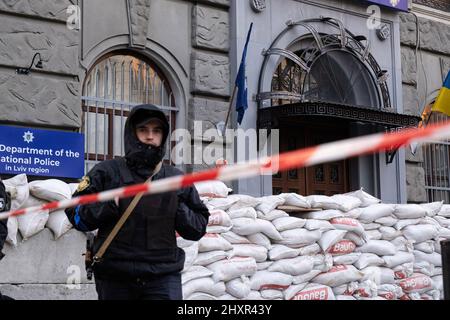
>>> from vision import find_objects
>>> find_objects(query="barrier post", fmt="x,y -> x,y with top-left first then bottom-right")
441,239 -> 450,300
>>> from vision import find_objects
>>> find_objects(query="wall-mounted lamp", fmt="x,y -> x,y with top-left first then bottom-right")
16,53 -> 43,75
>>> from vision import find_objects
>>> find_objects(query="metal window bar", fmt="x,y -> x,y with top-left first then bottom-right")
423,112 -> 450,202
82,55 -> 178,174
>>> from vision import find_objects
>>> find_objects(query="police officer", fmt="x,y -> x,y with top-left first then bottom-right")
65,104 -> 210,300
0,179 -> 14,300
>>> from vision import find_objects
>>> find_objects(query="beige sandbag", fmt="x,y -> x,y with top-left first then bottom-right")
312,265 -> 363,287
289,283 -> 335,300
46,209 -> 73,239
29,179 -> 72,202
181,266 -> 213,285
194,180 -> 232,198
5,216 -> 19,246
208,256 -> 257,282
3,174 -> 29,210
17,196 -> 49,240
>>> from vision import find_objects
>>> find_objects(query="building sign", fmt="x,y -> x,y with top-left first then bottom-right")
365,0 -> 409,11
0,125 -> 84,178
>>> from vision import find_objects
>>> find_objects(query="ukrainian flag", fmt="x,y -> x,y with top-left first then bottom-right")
432,71 -> 450,116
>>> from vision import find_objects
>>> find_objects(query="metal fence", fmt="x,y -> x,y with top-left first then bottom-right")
82,54 -> 177,173
423,112 -> 450,203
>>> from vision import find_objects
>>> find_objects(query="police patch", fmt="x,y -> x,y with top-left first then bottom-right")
77,176 -> 90,192
0,198 -> 4,211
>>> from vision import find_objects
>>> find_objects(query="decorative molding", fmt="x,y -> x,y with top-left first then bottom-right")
258,102 -> 421,129
126,0 -> 151,49
412,3 -> 450,25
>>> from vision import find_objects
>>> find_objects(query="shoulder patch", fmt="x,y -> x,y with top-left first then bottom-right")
77,176 -> 90,192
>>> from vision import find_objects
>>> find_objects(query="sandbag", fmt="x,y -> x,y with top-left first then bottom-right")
393,204 -> 427,219
332,252 -> 361,265
413,250 -> 442,267
318,230 -> 347,252
328,240 -> 356,256
17,196 -> 49,240
329,194 -> 362,212
231,218 -> 282,240
330,217 -> 365,237
353,253 -> 385,270
272,216 -> 306,232
183,277 -> 226,298
298,243 -> 321,256
229,244 -> 268,262
358,204 -> 394,223
255,196 -> 285,214
414,241 -> 435,254
194,250 -> 228,266
379,226 -> 402,241
420,201 -> 443,217
312,254 -> 333,272
289,284 -> 335,300
46,209 -> 73,239
182,266 -> 213,284
279,193 -> 310,208
366,230 -> 382,240
292,269 -> 322,285
302,209 -> 343,220
227,207 -> 257,219
355,240 -> 397,256
304,219 -> 335,232
208,256 -> 257,282
220,231 -> 251,245
257,261 -> 273,270
394,218 -> 423,230
261,289 -> 284,299
375,216 -> 398,227
5,216 -> 19,246
225,276 -> 251,299
269,245 -> 300,261
399,273 -> 433,294
268,256 -> 315,276
226,194 -> 261,210
247,233 -> 271,250
284,283 -> 308,300
3,174 -> 29,210
382,252 -> 414,269
274,229 -> 321,247
306,195 -> 341,210
438,204 -> 450,217
403,224 -> 439,243
198,233 -> 233,252
207,197 -> 238,210
250,271 -> 293,291
344,232 -> 366,246
256,209 -> 288,221
361,266 -> 395,285
208,209 -> 232,227
29,179 -> 71,201
194,180 -> 232,198
344,188 -> 380,207
182,242 -> 199,271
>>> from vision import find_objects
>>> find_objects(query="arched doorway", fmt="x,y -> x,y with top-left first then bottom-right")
82,51 -> 178,173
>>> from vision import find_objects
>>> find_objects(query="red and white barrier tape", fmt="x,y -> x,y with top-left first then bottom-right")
1,121 -> 450,221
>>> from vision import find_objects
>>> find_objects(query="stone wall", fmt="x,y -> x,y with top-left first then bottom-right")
401,11 -> 450,203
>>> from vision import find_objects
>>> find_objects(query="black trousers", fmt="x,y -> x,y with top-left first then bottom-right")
95,272 -> 182,300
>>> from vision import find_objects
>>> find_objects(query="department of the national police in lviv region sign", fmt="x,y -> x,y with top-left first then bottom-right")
365,0 -> 409,11
0,125 -> 84,178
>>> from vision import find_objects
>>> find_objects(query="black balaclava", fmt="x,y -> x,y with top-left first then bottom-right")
124,104 -> 170,178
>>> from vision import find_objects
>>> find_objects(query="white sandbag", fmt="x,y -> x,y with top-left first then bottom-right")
394,218 -> 423,231
379,226 -> 402,241
355,240 -> 397,256
361,266 -> 395,285
29,179 -> 71,201
403,224 -> 439,243
208,256 -> 257,282
284,283 -> 308,300
256,261 -> 273,271
194,250 -> 228,266
176,233 -> 196,248
306,195 -> 340,210
435,240 -> 442,254
344,232 -> 366,246
433,216 -> 450,228
378,284 -> 403,300
181,266 -> 213,284
292,270 -> 322,285
250,271 -> 293,291
344,188 -> 381,207
318,230 -> 347,252
432,267 -> 442,276
206,224 -> 232,234
352,280 -> 378,299
226,194 -> 261,210
279,193 -> 310,208
330,217 -> 365,236
220,231 -> 251,245
247,233 -> 271,249
231,218 -> 282,240
275,229 -> 321,247
312,254 -> 333,272
437,204 -> 450,217
312,265 -> 363,287
414,250 -> 442,267
393,262 -> 414,279
391,236 -> 414,252
302,209 -> 343,220
336,295 -> 357,300
17,196 -> 49,240
420,201 -> 443,217
229,244 -> 268,262
194,180 -> 232,198
268,256 -> 315,276
255,196 -> 285,214
207,197 -> 238,210
244,291 -> 264,300
198,233 -> 233,252
298,243 -> 322,256
333,252 -> 361,265
393,204 -> 427,219
366,230 -> 382,240
261,289 -> 284,300
342,208 -> 362,219
432,275 -> 443,292
438,226 -> 450,239
289,284 -> 335,300
413,260 -> 435,276
304,219 -> 335,232
375,215 -> 398,227
183,277 -> 226,298
46,209 -> 73,239
5,216 -> 18,246
256,209 -> 288,221
272,216 -> 306,232
358,204 -> 394,223
227,207 -> 257,219
414,241 -> 435,254
3,174 -> 29,210
269,245 -> 301,261
208,209 -> 232,227
361,222 -> 381,231
186,293 -> 218,300
182,242 -> 199,271
225,276 -> 251,299
68,183 -> 79,195
382,252 -> 414,268
398,273 -> 433,294
329,194 -> 362,212
257,261 -> 273,270
353,253 -> 385,269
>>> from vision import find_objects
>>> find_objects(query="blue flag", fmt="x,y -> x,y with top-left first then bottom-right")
235,23 -> 253,125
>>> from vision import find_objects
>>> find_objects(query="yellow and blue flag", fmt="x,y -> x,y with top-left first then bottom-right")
235,23 -> 253,125
432,71 -> 450,116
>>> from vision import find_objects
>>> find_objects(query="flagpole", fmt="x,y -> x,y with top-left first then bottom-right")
222,85 -> 238,136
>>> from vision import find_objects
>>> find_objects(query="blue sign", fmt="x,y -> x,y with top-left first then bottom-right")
365,0 -> 408,11
0,125 -> 84,178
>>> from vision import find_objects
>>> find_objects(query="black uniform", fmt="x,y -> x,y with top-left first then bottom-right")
0,180 -> 10,260
65,104 -> 210,300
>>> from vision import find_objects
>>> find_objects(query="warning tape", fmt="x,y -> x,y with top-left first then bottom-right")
1,121 -> 450,221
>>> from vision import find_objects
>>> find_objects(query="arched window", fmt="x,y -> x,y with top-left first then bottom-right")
82,52 -> 177,173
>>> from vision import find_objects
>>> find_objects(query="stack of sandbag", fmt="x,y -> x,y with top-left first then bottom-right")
2,174 -> 76,245
181,186 -> 449,300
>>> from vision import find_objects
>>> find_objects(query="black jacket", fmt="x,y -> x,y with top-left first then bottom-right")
0,181 -> 10,256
